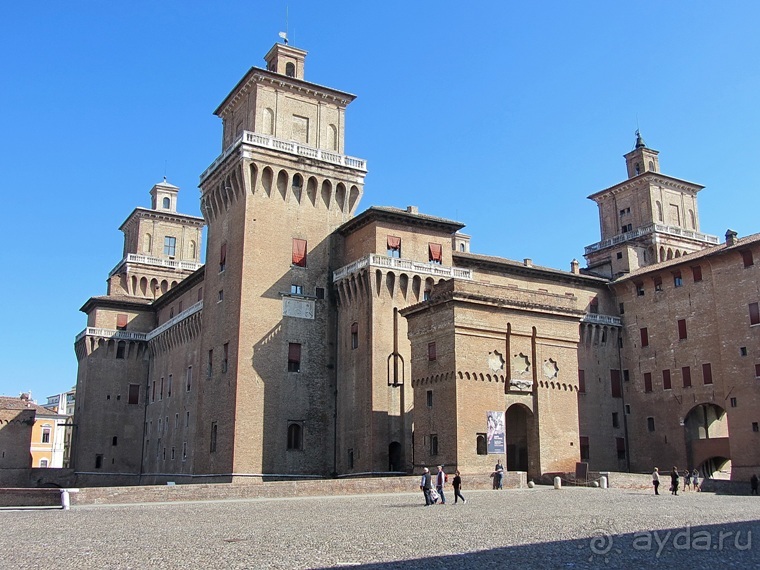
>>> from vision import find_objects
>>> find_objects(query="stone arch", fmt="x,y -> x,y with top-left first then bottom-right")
262,167 -> 273,197
684,402 -> 731,478
160,280 -> 169,295
306,176 -> 318,206
659,246 -> 666,262
292,173 -> 303,203
276,169 -> 288,201
130,275 -> 137,295
140,277 -> 148,297
412,275 -> 421,301
262,108 -> 274,135
348,185 -> 360,213
249,162 -> 258,194
375,269 -> 383,297
388,441 -> 403,472
386,271 -> 396,298
150,278 -> 159,298
505,403 -> 536,474
321,179 -> 332,209
328,124 -> 338,151
399,273 -> 409,300
666,248 -> 674,260
335,183 -> 346,212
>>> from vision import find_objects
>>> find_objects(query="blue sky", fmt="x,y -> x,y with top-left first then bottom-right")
2,2 -> 759,401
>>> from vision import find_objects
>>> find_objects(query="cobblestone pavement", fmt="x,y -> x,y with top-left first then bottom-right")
2,486 -> 760,569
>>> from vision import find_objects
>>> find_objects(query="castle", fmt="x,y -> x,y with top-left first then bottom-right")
71,42 -> 760,485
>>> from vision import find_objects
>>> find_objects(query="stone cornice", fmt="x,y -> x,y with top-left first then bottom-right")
587,172 -> 704,203
119,207 -> 205,232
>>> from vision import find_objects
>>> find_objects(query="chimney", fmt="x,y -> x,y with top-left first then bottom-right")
406,206 -> 418,214
570,259 -> 580,274
523,258 -> 532,267
725,229 -> 738,246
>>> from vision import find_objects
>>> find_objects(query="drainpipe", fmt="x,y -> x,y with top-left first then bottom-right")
617,327 -> 631,473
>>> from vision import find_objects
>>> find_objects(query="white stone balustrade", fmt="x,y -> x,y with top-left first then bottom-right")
333,254 -> 472,282
582,313 -> 622,327
110,254 -> 203,277
585,223 -> 719,255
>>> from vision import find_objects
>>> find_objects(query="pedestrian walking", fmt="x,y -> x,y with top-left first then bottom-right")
453,470 -> 466,504
670,466 -> 680,495
436,465 -> 447,504
751,474 -> 759,495
420,467 -> 433,506
652,467 -> 660,495
684,469 -> 692,491
692,468 -> 700,492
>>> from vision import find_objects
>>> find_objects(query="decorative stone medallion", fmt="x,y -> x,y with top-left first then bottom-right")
543,358 -> 559,379
488,351 -> 505,373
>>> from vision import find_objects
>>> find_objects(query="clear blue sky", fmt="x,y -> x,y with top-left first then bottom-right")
2,2 -> 759,402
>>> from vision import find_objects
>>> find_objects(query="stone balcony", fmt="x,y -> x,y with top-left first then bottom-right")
585,222 -> 719,255
582,313 -> 622,327
109,253 -> 203,277
333,254 -> 473,283
200,131 -> 367,183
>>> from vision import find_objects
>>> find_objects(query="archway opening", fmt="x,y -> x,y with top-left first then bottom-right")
388,441 -> 403,472
505,404 -> 533,472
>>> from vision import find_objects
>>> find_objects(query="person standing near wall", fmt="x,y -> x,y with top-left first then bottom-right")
670,467 -> 680,496
652,467 -> 660,495
452,470 -> 466,504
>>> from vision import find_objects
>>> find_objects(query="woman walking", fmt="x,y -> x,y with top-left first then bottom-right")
670,466 -> 680,496
453,470 -> 466,504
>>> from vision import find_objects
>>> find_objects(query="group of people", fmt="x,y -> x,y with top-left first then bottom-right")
420,465 -> 466,505
652,467 -> 700,495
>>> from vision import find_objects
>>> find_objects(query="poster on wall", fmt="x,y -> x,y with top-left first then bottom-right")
487,411 -> 505,454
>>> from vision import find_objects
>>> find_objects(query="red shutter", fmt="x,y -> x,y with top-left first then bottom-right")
691,265 -> 703,282
640,328 -> 649,347
428,342 -> 437,361
616,437 -> 626,452
428,243 -> 442,263
682,366 -> 692,388
387,235 -> 401,250
663,369 -> 672,390
610,370 -> 622,398
288,343 -> 301,362
702,363 -> 713,385
220,243 -> 227,265
644,373 -> 652,393
578,369 -> 586,393
116,314 -> 128,330
750,303 -> 760,326
292,239 -> 307,267
678,319 -> 687,340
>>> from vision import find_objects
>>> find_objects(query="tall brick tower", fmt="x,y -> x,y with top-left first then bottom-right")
196,42 -> 367,477
584,132 -> 719,278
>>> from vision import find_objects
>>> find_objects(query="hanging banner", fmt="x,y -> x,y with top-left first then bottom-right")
487,411 -> 505,454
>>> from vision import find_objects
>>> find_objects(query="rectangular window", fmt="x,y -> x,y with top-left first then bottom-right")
730,397 -> 737,408
741,347 -> 748,356
426,390 -> 433,408
179,300 -> 183,313
182,442 -> 187,462
636,282 -> 645,296
95,454 -> 103,469
640,327 -> 649,347
186,411 -> 190,428
612,412 -> 619,428
116,313 -> 128,331
116,342 -> 126,359
186,366 -> 192,391
653,276 -> 663,292
164,236 -> 177,257
578,369 -> 586,393
428,342 -> 437,361
198,287 -> 203,302
750,302 -> 760,326
351,322 -> 358,349
430,434 -> 438,456
290,284 -> 303,295
755,363 -> 760,378
702,363 -> 713,385
623,369 -> 630,382
647,417 -> 656,432
663,369 -> 672,390
610,369 -> 622,398
616,437 -> 626,460
691,265 -> 703,282
41,429 -> 50,443
218,289 -> 224,302
152,380 -> 156,402
288,343 -> 302,372
171,447 -> 175,460
315,287 -> 325,299
754,422 -> 759,433
222,343 -> 229,373
673,271 -> 683,287
167,374 -> 172,397
682,366 -> 692,388
210,421 -> 218,452
644,372 -> 652,393
741,250 -> 754,268
159,377 -> 164,400
589,297 -> 599,314
292,238 -> 307,267
619,302 -> 625,315
678,318 -> 687,340
428,243 -> 443,264
579,436 -> 589,461
128,383 -> 140,405
387,235 -> 401,258
207,349 -> 213,378
219,243 -> 227,272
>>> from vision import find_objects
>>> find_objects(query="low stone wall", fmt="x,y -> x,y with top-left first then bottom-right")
0,488 -> 67,507
539,471 -> 652,489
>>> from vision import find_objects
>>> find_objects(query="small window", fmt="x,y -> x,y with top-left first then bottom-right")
285,62 -> 295,77
351,322 -> 358,350
616,437 -> 626,460
41,427 -> 51,443
678,319 -> 687,340
167,374 -> 172,397
128,384 -> 140,405
116,314 -> 128,331
423,289 -> 431,301
647,417 -> 655,432
288,343 -> 302,372
290,284 -> 303,295
222,343 -> 229,373
116,341 -> 126,359
625,404 -> 631,414
623,370 -> 630,382
112,436 -> 118,446
636,282 -> 645,296
428,342 -> 437,361
741,347 -> 748,356
730,397 -> 737,408
169,308 -> 174,319
578,369 -> 586,393
186,366 -> 192,391
619,302 -> 625,315
287,423 -> 303,450
612,412 -> 620,428
426,390 -> 433,408
39,458 -> 49,468
428,243 -> 443,264
164,236 -> 177,257
198,287 -> 203,302
347,449 -> 354,469
610,370 -> 622,398
663,369 -> 672,390
387,235 -> 401,258
580,436 -> 590,461
644,373 -> 652,393
673,271 -> 683,287
616,252 -> 623,260
753,422 -> 759,433
210,421 -> 217,452
682,366 -> 692,388
755,363 -> 760,378
430,434 -> 438,456
741,250 -> 754,268
315,287 -> 325,299
95,454 -> 103,469
151,380 -> 156,402
292,238 -> 307,267
218,289 -> 224,302
476,434 -> 487,455
691,265 -> 703,282
207,350 -> 213,378
219,243 -> 227,272
182,442 -> 187,462
640,328 -> 649,347
162,196 -> 171,209
750,303 -> 760,326
653,276 -> 663,292
159,377 -> 164,400
703,363 -> 713,385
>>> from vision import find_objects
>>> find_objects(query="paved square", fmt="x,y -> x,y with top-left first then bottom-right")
2,486 -> 759,568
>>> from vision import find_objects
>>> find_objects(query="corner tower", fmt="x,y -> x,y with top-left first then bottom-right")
584,133 -> 719,278
196,41 -> 367,478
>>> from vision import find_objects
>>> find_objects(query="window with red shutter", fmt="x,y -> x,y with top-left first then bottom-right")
292,239 -> 307,267
691,265 -> 703,282
644,373 -> 652,393
750,302 -> 760,326
640,327 -> 649,347
387,236 -> 401,258
116,314 -> 128,331
678,319 -> 687,340
702,363 -> 713,385
610,370 -> 622,398
682,366 -> 692,388
663,369 -> 672,390
428,243 -> 443,264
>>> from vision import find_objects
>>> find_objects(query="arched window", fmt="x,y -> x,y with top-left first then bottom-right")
162,197 -> 170,209
476,434 -> 487,455
144,233 -> 152,253
287,423 -> 303,450
285,62 -> 295,77
656,201 -> 663,222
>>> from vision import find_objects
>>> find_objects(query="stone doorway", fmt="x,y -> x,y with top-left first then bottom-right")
388,441 -> 403,472
505,404 -> 532,472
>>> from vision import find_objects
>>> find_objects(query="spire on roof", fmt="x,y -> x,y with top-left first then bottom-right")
635,129 -> 646,149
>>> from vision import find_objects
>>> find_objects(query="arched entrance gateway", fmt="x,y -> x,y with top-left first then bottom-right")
505,404 -> 534,473
388,441 -> 402,472
684,403 -> 731,478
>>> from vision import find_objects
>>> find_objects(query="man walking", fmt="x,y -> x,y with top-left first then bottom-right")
652,467 -> 660,495
420,467 -> 433,506
436,465 -> 447,504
